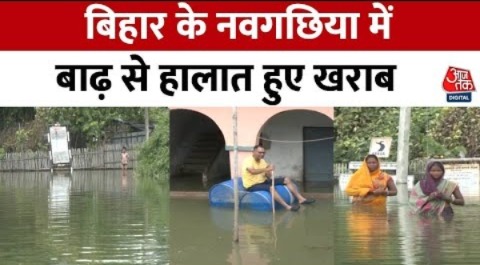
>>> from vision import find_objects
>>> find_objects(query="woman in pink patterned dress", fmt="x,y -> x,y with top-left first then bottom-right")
410,161 -> 464,219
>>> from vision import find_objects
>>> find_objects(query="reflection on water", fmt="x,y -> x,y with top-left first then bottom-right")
335,184 -> 480,265
170,198 -> 334,265
0,170 -> 169,265
344,206 -> 391,261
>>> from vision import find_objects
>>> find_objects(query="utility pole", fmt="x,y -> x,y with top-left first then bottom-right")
396,107 -> 411,204
396,107 -> 415,264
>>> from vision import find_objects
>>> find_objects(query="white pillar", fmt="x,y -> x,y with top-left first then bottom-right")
396,107 -> 411,205
396,108 -> 416,265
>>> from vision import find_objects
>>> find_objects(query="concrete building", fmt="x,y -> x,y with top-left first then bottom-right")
170,107 -> 334,190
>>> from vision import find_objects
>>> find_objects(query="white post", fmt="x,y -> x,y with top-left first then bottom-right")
396,107 -> 411,203
144,108 -> 150,141
232,107 -> 239,243
396,107 -> 416,265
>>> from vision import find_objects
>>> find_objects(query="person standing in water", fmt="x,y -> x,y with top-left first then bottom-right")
121,146 -> 129,175
345,154 -> 398,206
410,161 -> 464,218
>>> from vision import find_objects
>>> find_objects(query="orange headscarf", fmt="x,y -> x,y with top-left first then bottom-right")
345,156 -> 390,206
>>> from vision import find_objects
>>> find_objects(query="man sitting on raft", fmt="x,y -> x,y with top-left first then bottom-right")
241,145 -> 316,211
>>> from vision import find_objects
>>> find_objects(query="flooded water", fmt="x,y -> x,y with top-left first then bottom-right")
334,185 -> 480,265
4,171 -> 480,265
170,197 -> 334,265
0,170 -> 169,265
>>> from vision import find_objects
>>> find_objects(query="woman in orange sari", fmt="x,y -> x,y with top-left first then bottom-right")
345,154 -> 397,206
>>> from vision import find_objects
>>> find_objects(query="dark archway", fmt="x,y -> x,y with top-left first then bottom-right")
170,109 -> 230,191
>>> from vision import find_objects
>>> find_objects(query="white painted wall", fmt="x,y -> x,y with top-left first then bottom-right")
261,111 -> 332,182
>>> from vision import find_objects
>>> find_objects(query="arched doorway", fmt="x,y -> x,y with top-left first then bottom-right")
170,109 -> 230,190
257,110 -> 334,191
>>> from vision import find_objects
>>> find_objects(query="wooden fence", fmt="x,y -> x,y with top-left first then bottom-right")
0,144 -> 141,172
1,144 -> 429,175
333,163 -> 349,176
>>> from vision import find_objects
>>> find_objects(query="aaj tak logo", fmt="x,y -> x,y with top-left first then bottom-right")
442,66 -> 476,102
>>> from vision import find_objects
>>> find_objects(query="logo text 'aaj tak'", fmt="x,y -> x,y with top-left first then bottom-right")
443,66 -> 476,103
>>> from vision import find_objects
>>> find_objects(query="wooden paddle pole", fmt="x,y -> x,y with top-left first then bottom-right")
271,169 -> 277,249
232,107 -> 239,243
271,170 -> 275,214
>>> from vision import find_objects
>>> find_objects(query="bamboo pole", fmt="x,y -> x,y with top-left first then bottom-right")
271,170 -> 275,214
271,170 -> 277,249
232,106 -> 239,243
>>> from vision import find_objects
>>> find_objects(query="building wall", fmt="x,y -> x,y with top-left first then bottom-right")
171,108 -> 333,144
261,110 -> 333,181
170,107 -> 334,182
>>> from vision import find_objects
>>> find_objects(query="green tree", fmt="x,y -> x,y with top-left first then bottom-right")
35,108 -> 145,147
15,129 -> 30,152
136,108 -> 169,183
430,108 -> 480,157
0,109 -> 48,152
0,147 -> 5,159
0,108 -> 35,129
333,107 -> 474,162
334,107 -> 399,162
409,107 -> 445,158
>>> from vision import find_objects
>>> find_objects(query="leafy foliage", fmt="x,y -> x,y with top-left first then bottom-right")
0,107 -> 147,152
136,108 -> 169,183
0,113 -> 49,152
0,108 -> 35,129
430,108 -> 480,157
334,107 -> 477,162
15,129 -> 30,152
35,107 -> 145,147
334,107 -> 400,162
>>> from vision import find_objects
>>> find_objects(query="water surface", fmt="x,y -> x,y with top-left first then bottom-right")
170,197 -> 334,265
334,185 -> 480,265
0,170 -> 169,265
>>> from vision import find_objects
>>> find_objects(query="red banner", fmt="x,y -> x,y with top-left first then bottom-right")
0,1 -> 479,50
